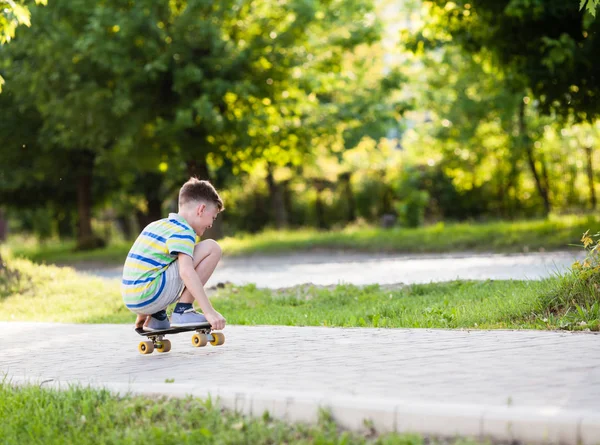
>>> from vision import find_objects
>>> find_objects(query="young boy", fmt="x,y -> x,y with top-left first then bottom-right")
121,177 -> 226,332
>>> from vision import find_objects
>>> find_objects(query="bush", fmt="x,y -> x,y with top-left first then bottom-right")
538,230 -> 600,330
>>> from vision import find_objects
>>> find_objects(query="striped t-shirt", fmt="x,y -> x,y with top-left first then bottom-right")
121,213 -> 196,309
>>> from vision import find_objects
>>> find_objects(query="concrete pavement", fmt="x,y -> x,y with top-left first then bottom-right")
2,322 -> 600,444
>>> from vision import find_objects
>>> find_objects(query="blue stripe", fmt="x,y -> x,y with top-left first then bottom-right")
125,274 -> 166,309
170,234 -> 195,242
142,231 -> 166,243
127,253 -> 165,268
169,219 -> 190,230
122,276 -> 154,286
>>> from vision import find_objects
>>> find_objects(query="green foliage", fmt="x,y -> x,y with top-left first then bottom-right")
1,0 -> 600,238
537,230 -> 600,330
415,0 -> 600,122
1,0 -> 401,243
581,0 -> 600,16
0,0 -> 46,90
0,0 -> 46,44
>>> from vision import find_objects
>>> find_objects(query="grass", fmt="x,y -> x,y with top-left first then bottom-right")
219,214 -> 599,257
0,383 -> 493,445
6,214 -> 598,266
1,253 -> 597,331
5,236 -> 131,265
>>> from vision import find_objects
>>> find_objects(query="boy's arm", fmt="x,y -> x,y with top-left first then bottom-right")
177,253 -> 225,328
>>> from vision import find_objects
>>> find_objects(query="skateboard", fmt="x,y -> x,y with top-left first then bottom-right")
134,322 -> 225,354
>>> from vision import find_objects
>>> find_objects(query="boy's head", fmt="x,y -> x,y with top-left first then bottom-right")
178,177 -> 224,235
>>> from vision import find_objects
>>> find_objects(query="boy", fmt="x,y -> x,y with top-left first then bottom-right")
121,177 -> 226,332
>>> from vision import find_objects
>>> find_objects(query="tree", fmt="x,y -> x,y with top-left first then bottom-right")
87,0 -> 384,232
2,0 -> 390,240
415,1 -> 600,122
0,0 -> 143,248
408,0 -> 600,215
0,0 -> 46,91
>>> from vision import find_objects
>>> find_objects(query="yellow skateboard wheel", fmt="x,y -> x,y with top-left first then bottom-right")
210,332 -> 225,346
156,339 -> 171,353
138,340 -> 154,354
192,333 -> 208,347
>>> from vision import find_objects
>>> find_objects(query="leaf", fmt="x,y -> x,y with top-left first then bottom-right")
10,3 -> 31,27
581,0 -> 599,16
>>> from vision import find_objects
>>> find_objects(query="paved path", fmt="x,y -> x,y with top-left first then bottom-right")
3,322 -> 599,444
81,251 -> 584,287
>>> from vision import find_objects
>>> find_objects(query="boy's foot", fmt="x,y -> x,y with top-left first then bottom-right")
143,316 -> 171,332
170,308 -> 208,327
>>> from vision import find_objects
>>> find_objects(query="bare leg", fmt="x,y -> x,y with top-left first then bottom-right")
178,239 -> 222,305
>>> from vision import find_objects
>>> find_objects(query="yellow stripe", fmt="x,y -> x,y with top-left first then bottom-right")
122,284 -> 152,295
155,219 -> 177,232
138,236 -> 168,253
123,262 -> 151,273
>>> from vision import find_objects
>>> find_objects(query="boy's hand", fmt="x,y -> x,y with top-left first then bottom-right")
135,314 -> 149,329
205,309 -> 226,330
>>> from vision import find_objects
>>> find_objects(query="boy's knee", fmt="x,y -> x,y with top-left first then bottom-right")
195,239 -> 222,258
205,239 -> 222,257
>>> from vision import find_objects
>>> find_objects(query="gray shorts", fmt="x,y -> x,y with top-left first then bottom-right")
129,260 -> 185,315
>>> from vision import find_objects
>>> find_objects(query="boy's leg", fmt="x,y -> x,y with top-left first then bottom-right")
178,239 -> 222,304
137,259 -> 187,331
170,240 -> 221,328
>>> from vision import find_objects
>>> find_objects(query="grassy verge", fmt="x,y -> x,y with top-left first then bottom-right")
1,254 -> 597,330
5,237 -> 131,265
220,214 -> 598,257
1,384 -> 491,445
6,214 -> 597,266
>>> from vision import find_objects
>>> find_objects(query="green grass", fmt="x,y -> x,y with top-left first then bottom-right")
1,253 -> 596,330
6,236 -> 131,265
6,214 -> 598,266
0,383 -> 492,445
219,214 -> 598,257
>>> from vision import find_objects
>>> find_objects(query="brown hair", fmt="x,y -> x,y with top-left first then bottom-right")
179,177 -> 224,211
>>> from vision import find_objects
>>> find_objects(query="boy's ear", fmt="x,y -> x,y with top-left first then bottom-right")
197,203 -> 206,215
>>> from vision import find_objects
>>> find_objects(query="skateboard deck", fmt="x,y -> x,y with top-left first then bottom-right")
135,322 -> 212,337
134,322 -> 225,354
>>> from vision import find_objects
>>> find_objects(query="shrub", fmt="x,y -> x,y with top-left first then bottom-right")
539,230 -> 600,330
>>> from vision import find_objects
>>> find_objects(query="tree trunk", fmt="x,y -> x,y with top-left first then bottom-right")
266,166 -> 288,229
187,157 -> 224,239
135,172 -> 164,230
339,172 -> 356,223
519,100 -> 551,215
0,208 -> 7,242
540,153 -> 551,208
496,170 -> 506,218
187,159 -> 210,180
75,150 -> 103,250
314,180 -> 328,229
282,180 -> 292,225
117,215 -> 133,240
505,157 -> 519,218
585,146 -> 597,210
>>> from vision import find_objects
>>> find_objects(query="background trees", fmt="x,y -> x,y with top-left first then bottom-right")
1,0 -> 599,245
